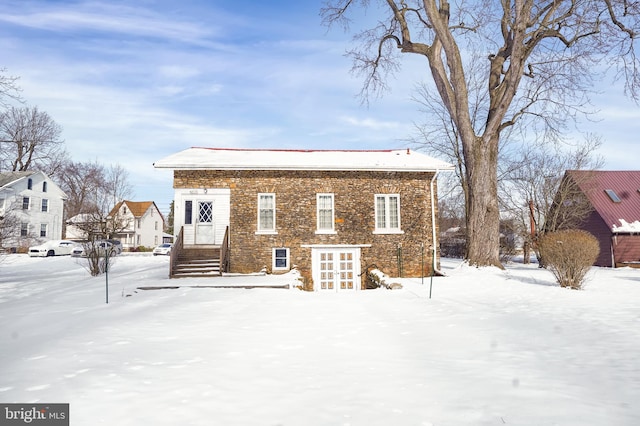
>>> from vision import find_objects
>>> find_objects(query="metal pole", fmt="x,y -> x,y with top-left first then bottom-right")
421,242 -> 424,285
105,245 -> 109,304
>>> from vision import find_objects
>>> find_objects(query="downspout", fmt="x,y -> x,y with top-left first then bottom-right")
430,170 -> 444,276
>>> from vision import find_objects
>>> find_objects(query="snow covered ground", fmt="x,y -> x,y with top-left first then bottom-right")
0,253 -> 639,426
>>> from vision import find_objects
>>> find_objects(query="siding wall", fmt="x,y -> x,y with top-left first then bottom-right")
613,234 -> 640,265
174,169 -> 440,286
580,211 -> 615,267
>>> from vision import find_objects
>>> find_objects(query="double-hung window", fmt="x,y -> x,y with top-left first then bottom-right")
40,224 -> 47,237
375,194 -> 401,233
41,199 -> 49,212
22,197 -> 30,210
257,193 -> 276,233
316,193 -> 335,233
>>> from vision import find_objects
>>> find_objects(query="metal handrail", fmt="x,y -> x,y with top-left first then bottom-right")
169,226 -> 184,278
220,226 -> 230,274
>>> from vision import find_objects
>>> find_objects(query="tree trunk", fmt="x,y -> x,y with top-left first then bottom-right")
464,136 -> 502,268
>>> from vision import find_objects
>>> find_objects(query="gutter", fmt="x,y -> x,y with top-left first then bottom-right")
430,170 -> 445,276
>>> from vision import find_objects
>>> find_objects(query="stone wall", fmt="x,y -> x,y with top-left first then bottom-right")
174,169 -> 440,287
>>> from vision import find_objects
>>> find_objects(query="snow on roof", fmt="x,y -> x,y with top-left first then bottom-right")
154,147 -> 454,172
612,219 -> 640,233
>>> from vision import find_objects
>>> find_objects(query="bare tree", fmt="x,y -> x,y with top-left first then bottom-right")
322,0 -> 640,267
0,200 -> 21,253
57,161 -> 105,220
0,106 -> 66,173
104,164 -> 133,212
60,161 -> 133,237
500,134 -> 602,262
0,67 -> 22,108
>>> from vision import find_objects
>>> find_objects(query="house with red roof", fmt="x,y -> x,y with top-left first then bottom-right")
154,147 -> 453,289
557,170 -> 640,267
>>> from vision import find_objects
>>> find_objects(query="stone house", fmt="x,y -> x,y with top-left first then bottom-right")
154,147 -> 453,290
0,171 -> 67,249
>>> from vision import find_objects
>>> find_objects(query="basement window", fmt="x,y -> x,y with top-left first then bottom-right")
272,247 -> 290,271
605,189 -> 621,203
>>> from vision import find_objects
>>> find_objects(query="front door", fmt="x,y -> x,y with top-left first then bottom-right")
314,248 -> 360,291
195,201 -> 215,244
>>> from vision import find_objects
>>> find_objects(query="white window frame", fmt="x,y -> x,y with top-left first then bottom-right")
374,194 -> 403,234
272,247 -> 290,271
257,193 -> 277,234
22,197 -> 30,210
41,198 -> 49,212
40,223 -> 47,237
316,193 -> 336,234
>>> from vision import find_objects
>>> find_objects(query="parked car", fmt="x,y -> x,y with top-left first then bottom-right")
28,240 -> 78,257
153,243 -> 172,256
106,239 -> 123,255
71,240 -> 119,258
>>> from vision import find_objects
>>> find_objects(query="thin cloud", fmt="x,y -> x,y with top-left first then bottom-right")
340,116 -> 401,130
0,2 -> 216,44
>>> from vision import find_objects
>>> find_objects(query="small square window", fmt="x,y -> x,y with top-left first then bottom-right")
273,247 -> 290,271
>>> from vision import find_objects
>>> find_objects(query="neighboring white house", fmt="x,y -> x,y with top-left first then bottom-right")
64,213 -> 102,241
0,171 -> 67,249
109,200 -> 165,250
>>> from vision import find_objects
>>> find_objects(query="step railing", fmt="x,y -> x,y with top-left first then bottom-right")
169,226 -> 184,278
220,226 -> 230,274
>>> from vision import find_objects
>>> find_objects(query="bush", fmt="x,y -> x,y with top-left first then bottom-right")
538,230 -> 599,290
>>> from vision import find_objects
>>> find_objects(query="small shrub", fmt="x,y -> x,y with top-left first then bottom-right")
538,230 -> 599,290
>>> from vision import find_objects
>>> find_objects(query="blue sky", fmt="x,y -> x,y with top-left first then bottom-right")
1,0 -> 639,216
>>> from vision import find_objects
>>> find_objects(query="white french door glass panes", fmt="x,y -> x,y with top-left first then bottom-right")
315,248 -> 359,291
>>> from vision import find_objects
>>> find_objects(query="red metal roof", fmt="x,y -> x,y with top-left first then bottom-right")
568,170 -> 640,232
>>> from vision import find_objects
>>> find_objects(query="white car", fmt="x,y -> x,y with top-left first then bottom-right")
71,240 -> 119,258
28,240 -> 77,257
153,243 -> 172,256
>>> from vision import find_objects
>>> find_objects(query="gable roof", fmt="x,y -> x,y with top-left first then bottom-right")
568,170 -> 640,233
110,200 -> 159,219
153,147 -> 454,172
0,171 -> 37,188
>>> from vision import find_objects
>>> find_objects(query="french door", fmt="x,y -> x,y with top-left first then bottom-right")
314,248 -> 360,291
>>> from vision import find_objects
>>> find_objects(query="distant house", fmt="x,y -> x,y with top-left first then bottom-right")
154,147 -> 453,289
65,213 -> 103,241
108,200 -> 165,250
0,171 -> 67,249
554,170 -> 640,267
